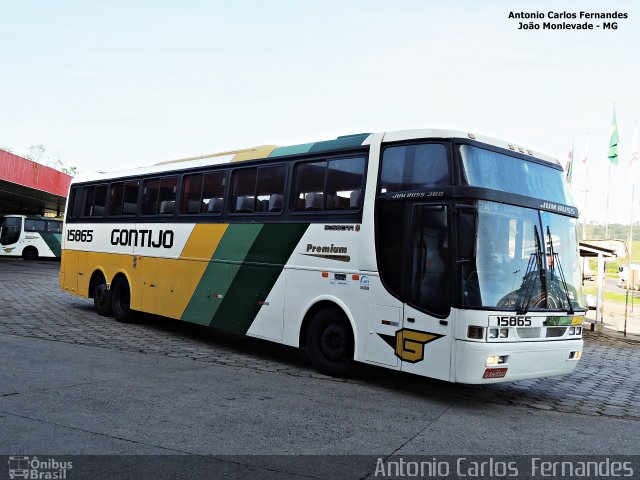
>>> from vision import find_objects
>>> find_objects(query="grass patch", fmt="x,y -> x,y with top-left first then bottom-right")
583,286 -> 640,304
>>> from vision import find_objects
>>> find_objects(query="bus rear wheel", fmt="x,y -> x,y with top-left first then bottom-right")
306,308 -> 354,376
93,278 -> 113,317
22,247 -> 38,261
111,278 -> 135,323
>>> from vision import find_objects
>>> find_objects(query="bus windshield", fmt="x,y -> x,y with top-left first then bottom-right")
461,201 -> 583,311
0,217 -> 22,245
460,145 -> 572,205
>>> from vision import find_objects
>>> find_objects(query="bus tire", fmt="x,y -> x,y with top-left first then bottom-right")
306,307 -> 354,376
22,247 -> 38,261
111,277 -> 135,323
93,277 -> 113,317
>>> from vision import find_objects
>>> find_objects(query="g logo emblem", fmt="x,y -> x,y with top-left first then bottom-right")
379,328 -> 444,363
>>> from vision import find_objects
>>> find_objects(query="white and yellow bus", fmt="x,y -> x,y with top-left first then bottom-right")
60,129 -> 585,383
1,214 -> 63,260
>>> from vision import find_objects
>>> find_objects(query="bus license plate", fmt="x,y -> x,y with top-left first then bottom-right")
483,368 -> 508,379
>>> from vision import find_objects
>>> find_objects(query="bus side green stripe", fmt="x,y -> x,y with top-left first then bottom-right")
181,224 -> 263,325
268,143 -> 314,157
40,232 -> 62,257
209,223 -> 309,334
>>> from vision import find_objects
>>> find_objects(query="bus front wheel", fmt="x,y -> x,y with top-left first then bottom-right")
306,308 -> 354,376
111,278 -> 135,323
22,247 -> 38,261
93,278 -> 113,317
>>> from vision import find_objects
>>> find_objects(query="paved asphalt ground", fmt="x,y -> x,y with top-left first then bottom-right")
1,259 -> 639,478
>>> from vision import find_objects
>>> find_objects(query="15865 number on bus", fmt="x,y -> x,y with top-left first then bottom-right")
67,229 -> 94,242
496,316 -> 532,327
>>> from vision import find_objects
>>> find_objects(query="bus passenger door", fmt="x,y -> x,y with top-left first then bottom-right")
399,204 -> 453,381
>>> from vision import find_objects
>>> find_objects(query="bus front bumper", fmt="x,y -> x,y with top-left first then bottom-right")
454,338 -> 583,384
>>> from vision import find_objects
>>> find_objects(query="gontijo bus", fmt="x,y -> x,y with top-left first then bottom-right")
60,129 -> 585,383
1,214 -> 63,259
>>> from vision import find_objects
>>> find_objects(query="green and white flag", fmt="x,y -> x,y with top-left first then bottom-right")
608,106 -> 619,166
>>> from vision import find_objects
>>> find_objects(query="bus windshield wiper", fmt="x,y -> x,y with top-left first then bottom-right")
515,225 -> 544,315
546,226 -> 575,314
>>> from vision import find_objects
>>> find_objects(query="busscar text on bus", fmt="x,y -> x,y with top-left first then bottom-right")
59,129 -> 585,384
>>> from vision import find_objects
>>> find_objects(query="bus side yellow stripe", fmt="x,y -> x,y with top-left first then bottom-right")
174,224 -> 229,318
180,224 -> 228,260
231,146 -> 277,162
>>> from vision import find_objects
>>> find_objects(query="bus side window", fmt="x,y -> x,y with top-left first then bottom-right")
292,157 -> 365,212
82,186 -> 96,217
91,185 -> 108,217
109,181 -> 139,216
182,174 -> 204,214
380,144 -> 449,193
142,179 -> 160,215
157,176 -> 178,214
292,161 -> 326,212
231,168 -> 257,213
202,171 -> 226,214
25,219 -> 36,231
256,165 -> 286,213
67,188 -> 78,218
325,157 -> 365,210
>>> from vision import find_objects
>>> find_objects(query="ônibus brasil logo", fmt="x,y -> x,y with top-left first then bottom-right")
8,456 -> 73,479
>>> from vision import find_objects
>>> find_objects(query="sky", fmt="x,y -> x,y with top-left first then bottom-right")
1,0 -> 639,223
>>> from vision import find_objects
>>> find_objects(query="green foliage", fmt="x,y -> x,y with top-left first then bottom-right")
583,285 -> 637,304
579,223 -> 640,242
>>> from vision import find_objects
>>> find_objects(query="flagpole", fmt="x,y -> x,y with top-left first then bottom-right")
605,160 -> 611,238
582,159 -> 588,240
582,134 -> 589,240
606,103 -> 619,239
630,185 -> 635,260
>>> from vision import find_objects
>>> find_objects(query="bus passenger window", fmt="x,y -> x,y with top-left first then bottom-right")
46,221 -> 62,233
142,177 -> 176,215
157,177 -> 178,214
292,161 -> 326,211
142,179 -> 160,215
380,144 -> 449,193
256,165 -> 286,213
202,172 -> 226,214
325,157 -> 365,210
92,185 -> 107,216
109,180 -> 139,216
122,181 -> 139,215
82,187 -> 96,216
231,168 -> 257,213
67,188 -> 78,218
181,174 -> 204,214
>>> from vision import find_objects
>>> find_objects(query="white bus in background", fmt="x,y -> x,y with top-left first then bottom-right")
618,264 -> 640,289
0,215 -> 63,260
